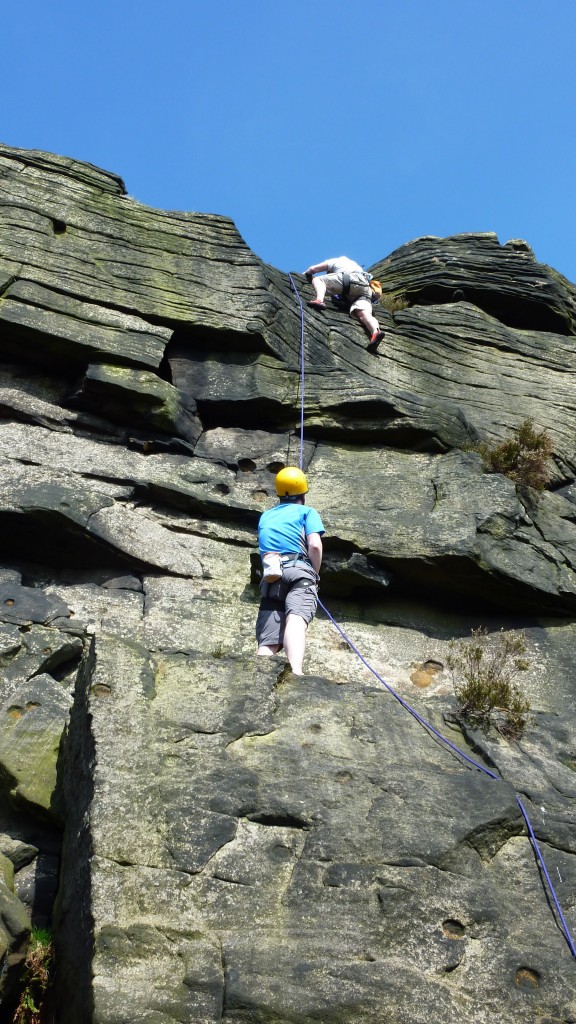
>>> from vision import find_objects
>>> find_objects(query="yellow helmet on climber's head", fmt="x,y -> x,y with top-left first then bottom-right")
275,466 -> 308,499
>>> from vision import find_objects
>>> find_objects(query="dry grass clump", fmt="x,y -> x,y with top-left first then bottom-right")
380,292 -> 409,315
447,627 -> 531,738
473,419 -> 554,491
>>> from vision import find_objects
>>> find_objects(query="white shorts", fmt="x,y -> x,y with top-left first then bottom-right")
322,272 -> 372,315
349,296 -> 373,315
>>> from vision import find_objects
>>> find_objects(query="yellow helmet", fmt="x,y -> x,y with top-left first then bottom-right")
275,466 -> 308,498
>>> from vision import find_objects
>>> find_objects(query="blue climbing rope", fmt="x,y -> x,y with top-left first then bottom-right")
288,273 -> 305,470
318,598 -> 576,958
288,271 -> 576,960
516,796 -> 576,959
318,599 -> 499,779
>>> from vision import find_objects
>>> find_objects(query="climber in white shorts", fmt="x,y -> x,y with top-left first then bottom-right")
304,256 -> 385,353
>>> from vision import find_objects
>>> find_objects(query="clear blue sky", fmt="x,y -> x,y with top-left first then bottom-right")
3,0 -> 575,283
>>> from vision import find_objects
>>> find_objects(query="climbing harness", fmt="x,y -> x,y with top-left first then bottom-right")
263,551 -> 315,585
279,553 -> 313,570
289,271 -> 576,961
334,271 -> 381,310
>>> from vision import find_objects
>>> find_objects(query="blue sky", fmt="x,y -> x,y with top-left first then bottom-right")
3,0 -> 575,282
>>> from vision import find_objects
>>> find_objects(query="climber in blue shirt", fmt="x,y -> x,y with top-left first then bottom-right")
256,467 -> 324,675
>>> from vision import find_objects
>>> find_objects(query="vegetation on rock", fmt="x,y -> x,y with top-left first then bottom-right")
447,627 -> 531,738
2,145 -> 576,1023
380,291 -> 409,314
13,928 -> 53,1024
473,418 -> 554,491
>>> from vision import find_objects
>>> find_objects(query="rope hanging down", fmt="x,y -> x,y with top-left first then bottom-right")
319,599 -> 576,960
288,273 -> 305,469
288,272 -> 576,960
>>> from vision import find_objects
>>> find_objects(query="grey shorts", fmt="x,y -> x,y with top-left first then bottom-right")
256,564 -> 318,648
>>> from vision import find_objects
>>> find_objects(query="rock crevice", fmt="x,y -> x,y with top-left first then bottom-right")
0,145 -> 574,1022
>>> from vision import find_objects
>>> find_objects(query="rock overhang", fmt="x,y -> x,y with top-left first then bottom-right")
1,143 -> 576,1023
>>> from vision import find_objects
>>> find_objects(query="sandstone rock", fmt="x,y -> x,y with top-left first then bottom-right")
0,576 -> 70,627
0,361 -> 133,435
0,837 -> 38,873
311,444 -> 576,611
0,625 -> 22,663
0,142 -> 272,332
371,231 -> 576,335
0,875 -> 31,1005
0,625 -> 82,701
13,852 -> 60,928
69,362 -> 202,443
54,635 -> 576,1023
0,144 -> 575,1022
0,142 -> 126,195
0,673 -> 72,818
0,280 -> 171,370
0,797 -> 63,928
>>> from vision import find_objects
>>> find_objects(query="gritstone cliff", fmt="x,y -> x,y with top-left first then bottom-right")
0,142 -> 575,1023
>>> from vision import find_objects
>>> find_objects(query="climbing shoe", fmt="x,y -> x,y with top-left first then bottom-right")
367,330 -> 384,354
307,300 -> 326,311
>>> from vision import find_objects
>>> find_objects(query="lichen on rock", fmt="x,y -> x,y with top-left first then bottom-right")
0,142 -> 575,1022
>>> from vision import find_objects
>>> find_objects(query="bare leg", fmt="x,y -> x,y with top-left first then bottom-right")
283,613 -> 307,675
312,278 -> 327,303
352,307 -> 380,337
257,644 -> 280,657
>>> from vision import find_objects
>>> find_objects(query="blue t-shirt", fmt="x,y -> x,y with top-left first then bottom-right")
258,502 -> 325,556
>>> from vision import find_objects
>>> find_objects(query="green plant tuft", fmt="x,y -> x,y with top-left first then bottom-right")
447,627 -> 531,738
380,292 -> 409,315
472,418 -> 554,491
13,927 -> 53,1024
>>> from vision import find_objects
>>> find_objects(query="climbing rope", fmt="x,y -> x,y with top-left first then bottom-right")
318,599 -> 499,780
516,796 -> 576,958
289,273 -> 576,960
319,599 -> 576,959
288,273 -> 305,470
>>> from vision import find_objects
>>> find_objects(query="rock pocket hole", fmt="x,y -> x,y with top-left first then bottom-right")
442,919 -> 466,939
238,458 -> 257,473
411,658 -> 444,688
25,702 -> 41,713
213,483 -> 230,495
442,963 -> 460,975
251,489 -> 268,502
423,659 -> 444,673
267,461 -> 285,474
52,218 -> 67,235
4,599 -> 15,606
7,706 -> 23,720
514,967 -> 540,989
270,844 -> 293,861
91,683 -> 112,698
336,770 -> 353,784
248,813 -> 309,830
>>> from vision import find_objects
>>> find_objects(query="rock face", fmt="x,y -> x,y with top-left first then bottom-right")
0,143 -> 575,1022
